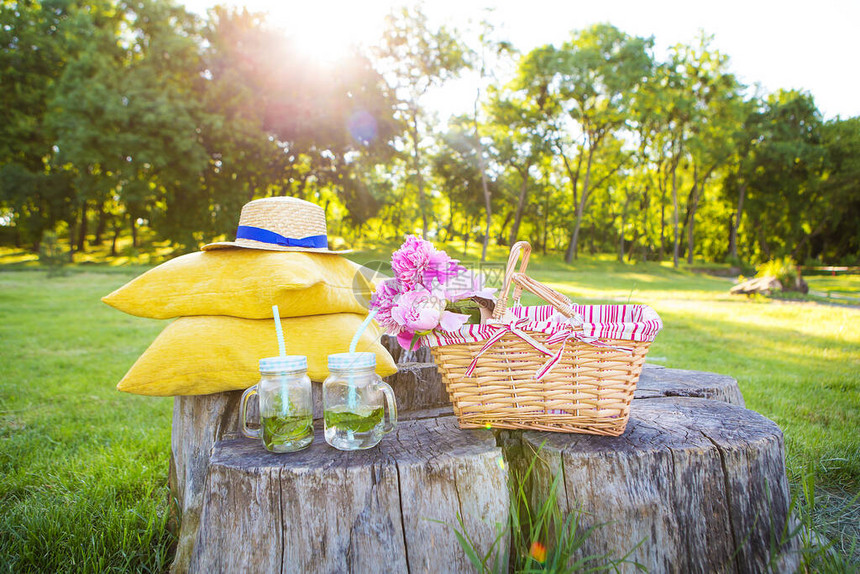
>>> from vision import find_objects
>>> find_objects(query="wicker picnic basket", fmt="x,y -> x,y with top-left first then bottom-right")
427,241 -> 662,436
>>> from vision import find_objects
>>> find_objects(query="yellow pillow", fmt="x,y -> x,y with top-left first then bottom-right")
102,250 -> 374,319
117,313 -> 397,396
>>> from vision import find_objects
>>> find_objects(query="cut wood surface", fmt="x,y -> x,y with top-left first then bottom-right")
189,416 -> 509,573
515,397 -> 798,573
170,363 -> 743,573
635,364 -> 745,406
168,362 -> 749,573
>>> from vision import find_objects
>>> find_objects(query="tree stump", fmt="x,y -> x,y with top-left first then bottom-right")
169,392 -> 242,572
635,364 -> 745,406
513,398 -> 798,573
189,415 -> 508,573
168,363 -> 748,573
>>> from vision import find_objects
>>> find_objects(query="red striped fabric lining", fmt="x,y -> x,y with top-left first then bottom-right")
422,304 -> 662,348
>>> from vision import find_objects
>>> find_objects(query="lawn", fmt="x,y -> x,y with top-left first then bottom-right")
0,246 -> 858,571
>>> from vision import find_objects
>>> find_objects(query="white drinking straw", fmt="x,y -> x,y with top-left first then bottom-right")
272,305 -> 289,416
349,309 -> 379,354
346,309 -> 379,415
272,305 -> 286,358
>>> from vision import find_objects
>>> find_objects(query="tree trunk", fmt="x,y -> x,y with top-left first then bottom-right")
758,225 -> 771,260
658,160 -> 667,261
625,230 -> 639,263
75,201 -> 89,253
641,184 -> 651,262
618,190 -> 634,262
686,175 -> 700,264
189,416 -> 508,573
130,215 -> 138,249
442,194 -> 455,243
730,182 -> 746,259
514,398 -> 798,573
542,185 -> 550,254
509,166 -> 530,246
94,201 -> 107,245
565,146 -> 595,263
474,99 -> 492,262
671,153 -> 681,269
168,358 -> 750,574
410,115 -> 428,240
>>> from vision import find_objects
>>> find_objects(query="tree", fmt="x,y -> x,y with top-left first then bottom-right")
374,6 -> 470,239
815,117 -> 860,262
0,0 -> 102,249
672,36 -> 746,264
738,90 -> 825,261
516,25 -> 653,262
484,82 -> 549,247
431,117 -> 488,250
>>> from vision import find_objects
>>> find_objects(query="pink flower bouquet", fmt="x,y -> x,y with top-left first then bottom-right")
370,235 -> 496,350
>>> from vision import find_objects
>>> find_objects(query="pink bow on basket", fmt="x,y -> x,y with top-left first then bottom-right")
464,317 -> 553,377
535,327 -> 635,380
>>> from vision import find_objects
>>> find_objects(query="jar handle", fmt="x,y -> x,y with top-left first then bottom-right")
240,384 -> 260,439
378,381 -> 397,434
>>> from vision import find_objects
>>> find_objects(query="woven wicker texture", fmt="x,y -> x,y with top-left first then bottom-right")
433,241 -> 654,436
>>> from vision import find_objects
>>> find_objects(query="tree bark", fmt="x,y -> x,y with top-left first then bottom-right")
635,364 -> 744,406
671,150 -> 681,268
189,416 -> 508,573
168,359 -> 748,573
641,184 -> 651,262
565,145 -> 595,263
730,182 -> 746,259
474,99 -> 492,262
94,201 -> 107,245
410,113 -> 428,240
75,201 -> 88,253
129,214 -> 138,249
513,398 -> 798,573
658,161 -> 667,261
618,190 -> 634,262
542,184 -> 550,254
686,177 -> 699,264
110,220 -> 121,257
509,165 -> 530,246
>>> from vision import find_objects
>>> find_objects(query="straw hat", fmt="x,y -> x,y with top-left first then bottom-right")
202,197 -> 351,253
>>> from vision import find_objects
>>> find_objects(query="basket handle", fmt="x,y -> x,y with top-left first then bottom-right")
492,241 -> 577,320
492,241 -> 531,320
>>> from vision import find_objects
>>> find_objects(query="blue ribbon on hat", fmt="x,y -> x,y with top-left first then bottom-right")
236,226 -> 328,249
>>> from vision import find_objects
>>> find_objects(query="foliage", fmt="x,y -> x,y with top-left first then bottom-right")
37,230 -> 68,276
1,1 -> 859,267
374,5 -> 471,239
756,256 -> 799,287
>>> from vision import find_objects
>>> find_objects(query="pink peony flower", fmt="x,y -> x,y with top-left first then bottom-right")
369,278 -> 402,332
370,236 -> 481,350
390,288 -> 444,332
391,235 -> 461,289
389,286 -> 468,350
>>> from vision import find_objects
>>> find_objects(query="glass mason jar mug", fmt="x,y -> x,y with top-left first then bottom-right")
241,355 -> 313,453
323,352 -> 397,450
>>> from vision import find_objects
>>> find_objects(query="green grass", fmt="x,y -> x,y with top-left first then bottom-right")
1,246 -> 858,571
0,268 -> 172,573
